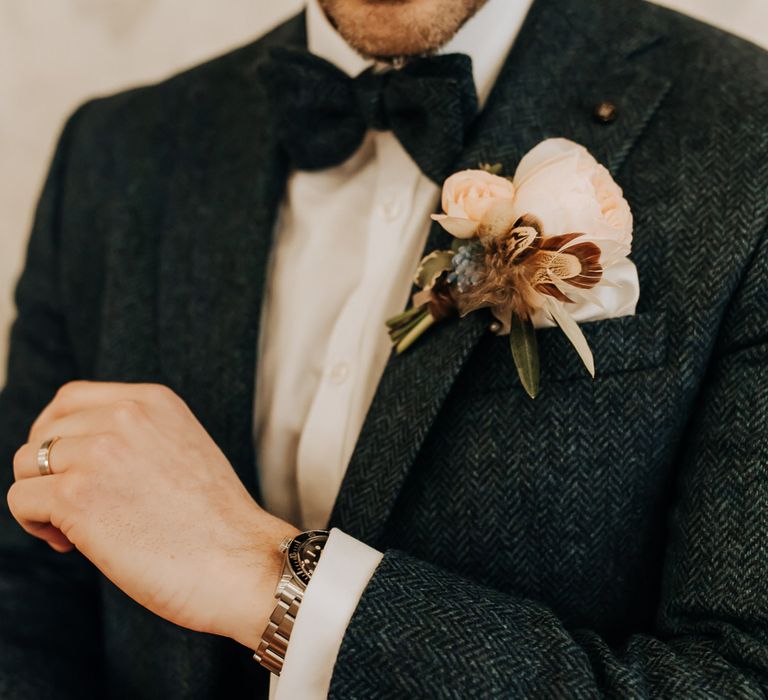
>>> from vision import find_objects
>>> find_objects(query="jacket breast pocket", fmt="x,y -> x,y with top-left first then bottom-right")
463,310 -> 669,393
541,310 -> 669,382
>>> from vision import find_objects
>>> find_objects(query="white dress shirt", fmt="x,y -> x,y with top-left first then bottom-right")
251,0 -> 576,696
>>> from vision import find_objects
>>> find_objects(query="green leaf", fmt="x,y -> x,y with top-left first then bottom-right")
479,162 -> 504,175
509,313 -> 540,399
414,250 -> 454,290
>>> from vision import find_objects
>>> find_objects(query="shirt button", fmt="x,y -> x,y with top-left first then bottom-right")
379,199 -> 401,222
328,362 -> 349,385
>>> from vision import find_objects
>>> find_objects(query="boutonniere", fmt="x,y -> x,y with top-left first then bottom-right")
386,138 -> 634,398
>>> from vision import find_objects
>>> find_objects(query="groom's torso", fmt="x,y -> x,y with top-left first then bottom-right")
52,0 -> 768,696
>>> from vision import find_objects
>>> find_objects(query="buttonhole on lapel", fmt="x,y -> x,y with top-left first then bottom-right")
593,101 -> 618,124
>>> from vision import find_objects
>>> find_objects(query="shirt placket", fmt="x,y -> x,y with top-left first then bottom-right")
295,134 -> 421,529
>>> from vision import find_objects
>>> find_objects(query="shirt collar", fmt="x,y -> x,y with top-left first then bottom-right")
305,0 -> 534,108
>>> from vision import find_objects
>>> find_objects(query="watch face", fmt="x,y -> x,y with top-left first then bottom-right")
287,530 -> 329,586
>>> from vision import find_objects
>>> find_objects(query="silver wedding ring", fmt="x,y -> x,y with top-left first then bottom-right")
37,437 -> 60,476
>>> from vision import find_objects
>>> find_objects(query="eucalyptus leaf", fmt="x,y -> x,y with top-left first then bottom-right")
510,314 -> 540,399
480,162 -> 504,175
414,250 -> 454,290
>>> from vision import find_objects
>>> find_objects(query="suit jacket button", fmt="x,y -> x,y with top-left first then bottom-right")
593,101 -> 618,124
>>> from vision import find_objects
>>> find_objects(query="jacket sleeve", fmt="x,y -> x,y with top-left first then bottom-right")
0,105 -> 104,699
328,223 -> 768,698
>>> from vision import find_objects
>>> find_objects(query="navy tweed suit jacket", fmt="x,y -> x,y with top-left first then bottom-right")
1,0 -> 768,697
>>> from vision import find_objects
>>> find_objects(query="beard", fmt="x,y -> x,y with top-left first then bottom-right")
318,0 -> 490,59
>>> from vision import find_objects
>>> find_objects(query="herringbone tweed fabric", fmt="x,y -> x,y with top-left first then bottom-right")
0,0 -> 767,698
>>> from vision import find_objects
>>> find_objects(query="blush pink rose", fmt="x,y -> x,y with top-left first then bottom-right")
510,138 -> 633,266
431,169 -> 515,239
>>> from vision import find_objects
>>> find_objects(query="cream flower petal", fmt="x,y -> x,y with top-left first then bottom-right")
513,138 -> 587,189
438,170 -> 515,233
478,199 -> 518,238
529,257 -> 639,329
430,214 -> 480,239
511,138 -> 633,265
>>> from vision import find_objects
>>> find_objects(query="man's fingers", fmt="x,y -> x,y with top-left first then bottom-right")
23,522 -> 74,553
13,434 -> 104,480
29,381 -> 174,440
6,477 -> 74,551
7,475 -> 58,528
27,401 -> 140,454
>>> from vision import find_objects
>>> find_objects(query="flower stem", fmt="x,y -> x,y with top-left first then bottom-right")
395,313 -> 436,355
386,305 -> 425,328
389,313 -> 427,343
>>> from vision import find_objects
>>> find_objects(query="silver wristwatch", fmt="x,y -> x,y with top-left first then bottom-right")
253,529 -> 329,675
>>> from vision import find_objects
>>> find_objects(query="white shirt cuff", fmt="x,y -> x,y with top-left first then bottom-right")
269,528 -> 383,700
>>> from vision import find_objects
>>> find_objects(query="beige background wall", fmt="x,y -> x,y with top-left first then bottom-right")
1,0 -> 767,382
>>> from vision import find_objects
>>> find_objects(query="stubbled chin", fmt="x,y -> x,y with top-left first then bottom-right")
320,0 -> 480,57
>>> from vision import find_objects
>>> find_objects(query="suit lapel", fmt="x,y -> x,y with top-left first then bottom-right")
158,14 -> 306,494
330,0 -> 672,545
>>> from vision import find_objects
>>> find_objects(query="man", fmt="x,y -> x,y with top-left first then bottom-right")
1,0 -> 767,697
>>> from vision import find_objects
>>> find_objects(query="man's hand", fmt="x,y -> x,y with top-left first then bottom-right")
7,381 -> 298,650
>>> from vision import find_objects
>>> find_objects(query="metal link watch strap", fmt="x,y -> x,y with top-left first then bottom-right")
253,574 -> 304,675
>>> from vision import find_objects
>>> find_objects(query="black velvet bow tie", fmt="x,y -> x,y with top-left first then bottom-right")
258,47 -> 479,184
